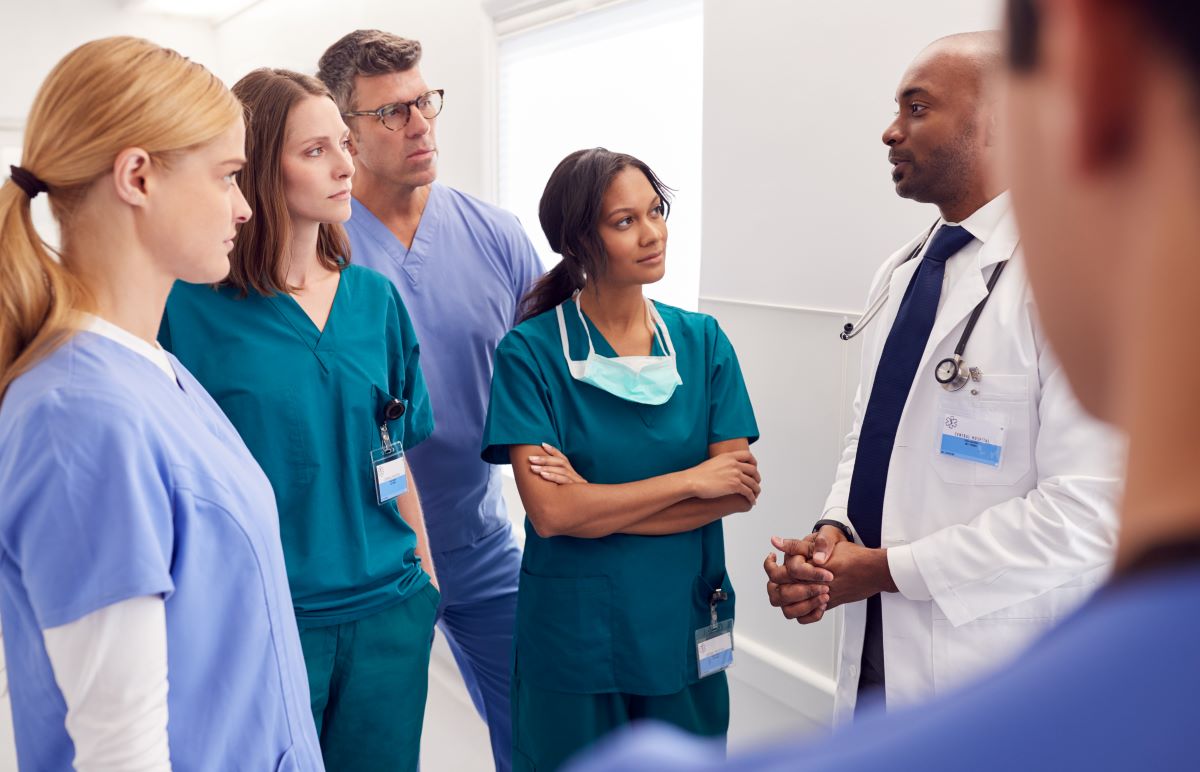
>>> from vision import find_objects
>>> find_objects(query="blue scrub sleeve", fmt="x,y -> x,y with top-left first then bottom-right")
480,333 -> 559,465
5,394 -> 175,629
706,319 -> 760,445
505,217 -> 545,324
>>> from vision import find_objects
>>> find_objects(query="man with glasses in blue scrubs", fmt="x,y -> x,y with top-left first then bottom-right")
318,30 -> 544,772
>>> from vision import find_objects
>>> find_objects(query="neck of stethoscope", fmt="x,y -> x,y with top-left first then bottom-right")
841,219 -> 941,342
841,291 -> 888,341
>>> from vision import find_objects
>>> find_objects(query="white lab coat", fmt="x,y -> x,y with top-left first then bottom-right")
823,202 -> 1123,721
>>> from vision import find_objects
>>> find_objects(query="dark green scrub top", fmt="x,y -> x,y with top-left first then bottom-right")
481,299 -> 758,696
161,265 -> 434,626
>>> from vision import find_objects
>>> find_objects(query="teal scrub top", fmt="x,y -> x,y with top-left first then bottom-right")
481,299 -> 758,696
161,264 -> 434,626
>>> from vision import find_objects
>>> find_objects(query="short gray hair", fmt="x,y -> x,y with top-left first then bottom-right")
317,30 -> 422,113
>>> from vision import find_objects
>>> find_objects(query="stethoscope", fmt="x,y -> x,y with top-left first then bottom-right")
840,220 -> 1008,392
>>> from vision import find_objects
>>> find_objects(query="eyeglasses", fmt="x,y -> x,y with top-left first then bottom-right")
342,89 -> 444,132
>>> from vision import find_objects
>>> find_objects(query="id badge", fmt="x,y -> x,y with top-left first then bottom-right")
371,442 -> 407,504
939,412 -> 1005,467
695,620 -> 735,678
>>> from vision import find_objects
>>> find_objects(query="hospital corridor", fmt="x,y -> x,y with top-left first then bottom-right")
0,0 -> 1197,770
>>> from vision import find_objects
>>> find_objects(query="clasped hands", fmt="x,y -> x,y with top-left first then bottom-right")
763,525 -> 898,624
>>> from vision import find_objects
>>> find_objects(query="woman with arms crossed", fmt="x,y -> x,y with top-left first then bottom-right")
482,148 -> 784,771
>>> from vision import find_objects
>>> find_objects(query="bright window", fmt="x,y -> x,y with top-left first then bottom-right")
496,0 -> 704,310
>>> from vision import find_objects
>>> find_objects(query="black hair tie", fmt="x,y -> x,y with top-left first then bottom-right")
9,165 -> 48,199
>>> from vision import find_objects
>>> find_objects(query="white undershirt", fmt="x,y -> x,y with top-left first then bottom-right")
83,314 -> 178,384
39,315 -> 174,771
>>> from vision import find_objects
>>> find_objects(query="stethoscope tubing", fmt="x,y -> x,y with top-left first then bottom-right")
839,221 -> 1011,389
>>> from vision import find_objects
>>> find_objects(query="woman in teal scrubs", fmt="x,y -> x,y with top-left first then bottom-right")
481,148 -> 765,771
160,69 -> 438,772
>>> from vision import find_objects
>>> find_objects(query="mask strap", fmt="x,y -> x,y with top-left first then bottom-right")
556,303 -> 581,363
571,293 -> 599,356
557,293 -> 599,363
646,300 -> 676,359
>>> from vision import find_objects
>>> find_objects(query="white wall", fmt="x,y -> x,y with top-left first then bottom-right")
0,0 -> 219,127
702,0 -> 1004,736
213,0 -> 495,199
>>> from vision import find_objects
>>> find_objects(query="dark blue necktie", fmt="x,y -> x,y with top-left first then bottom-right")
846,224 -> 974,703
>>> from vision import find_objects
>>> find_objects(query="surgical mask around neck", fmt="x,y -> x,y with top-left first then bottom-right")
556,295 -> 682,406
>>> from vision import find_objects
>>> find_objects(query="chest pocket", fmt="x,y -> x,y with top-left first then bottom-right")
931,373 -> 1034,487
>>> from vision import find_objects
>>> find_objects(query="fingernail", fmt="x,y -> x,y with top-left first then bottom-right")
814,552 -> 827,562
531,465 -> 542,472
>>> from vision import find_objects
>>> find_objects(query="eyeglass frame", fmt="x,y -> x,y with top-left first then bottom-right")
341,89 -> 445,132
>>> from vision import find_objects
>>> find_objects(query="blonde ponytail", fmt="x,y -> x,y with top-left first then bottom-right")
0,179 -> 86,396
0,36 -> 242,397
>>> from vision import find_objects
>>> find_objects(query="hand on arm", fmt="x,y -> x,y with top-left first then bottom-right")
511,439 -> 760,539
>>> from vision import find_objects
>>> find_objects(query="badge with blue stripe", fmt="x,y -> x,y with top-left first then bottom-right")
939,413 -> 1005,467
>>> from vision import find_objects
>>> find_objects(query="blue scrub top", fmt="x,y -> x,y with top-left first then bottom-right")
481,300 -> 759,696
161,265 -> 434,626
345,184 -> 543,553
567,564 -> 1200,772
0,333 -> 322,771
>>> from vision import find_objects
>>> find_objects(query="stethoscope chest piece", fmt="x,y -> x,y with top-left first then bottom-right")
935,355 -> 971,392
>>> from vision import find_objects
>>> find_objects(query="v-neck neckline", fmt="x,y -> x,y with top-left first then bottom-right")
269,270 -> 344,343
353,184 -> 444,287
265,270 -> 348,374
572,299 -> 665,358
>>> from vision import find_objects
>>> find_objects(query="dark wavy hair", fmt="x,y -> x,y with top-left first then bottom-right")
519,148 -> 673,323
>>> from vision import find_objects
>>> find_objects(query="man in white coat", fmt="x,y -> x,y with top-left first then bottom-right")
764,31 -> 1122,719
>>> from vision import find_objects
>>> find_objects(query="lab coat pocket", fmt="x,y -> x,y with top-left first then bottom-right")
930,578 -> 1099,693
931,374 -> 1033,487
930,615 -> 1049,694
516,572 -> 614,692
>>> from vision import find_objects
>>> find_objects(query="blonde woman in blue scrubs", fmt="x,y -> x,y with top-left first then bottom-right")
0,39 -> 320,770
482,148 -> 778,771
161,69 -> 437,772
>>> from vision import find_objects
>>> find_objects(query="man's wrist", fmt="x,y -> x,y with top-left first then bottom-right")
876,548 -> 899,593
812,519 -> 853,543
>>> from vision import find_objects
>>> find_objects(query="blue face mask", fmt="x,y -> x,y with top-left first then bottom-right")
556,296 -> 683,406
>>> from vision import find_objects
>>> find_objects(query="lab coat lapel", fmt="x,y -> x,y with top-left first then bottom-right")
914,211 -> 1020,379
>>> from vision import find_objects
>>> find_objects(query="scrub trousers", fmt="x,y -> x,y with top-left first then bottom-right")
511,670 -> 730,772
297,581 -> 440,772
433,521 -> 523,772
